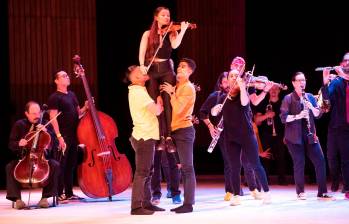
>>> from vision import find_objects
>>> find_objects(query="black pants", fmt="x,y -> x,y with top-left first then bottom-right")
146,60 -> 176,138
6,160 -> 60,202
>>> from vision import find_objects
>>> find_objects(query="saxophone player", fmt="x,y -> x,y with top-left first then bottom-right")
280,71 -> 333,200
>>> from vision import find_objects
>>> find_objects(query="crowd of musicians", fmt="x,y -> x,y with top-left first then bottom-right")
5,6 -> 349,214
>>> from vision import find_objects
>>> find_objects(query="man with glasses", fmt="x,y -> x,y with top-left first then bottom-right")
48,70 -> 88,202
322,52 -> 349,199
280,72 -> 333,201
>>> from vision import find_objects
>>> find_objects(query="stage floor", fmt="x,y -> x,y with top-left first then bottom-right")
0,178 -> 347,224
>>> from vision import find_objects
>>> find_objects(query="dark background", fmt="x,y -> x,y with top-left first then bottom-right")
1,0 -> 348,189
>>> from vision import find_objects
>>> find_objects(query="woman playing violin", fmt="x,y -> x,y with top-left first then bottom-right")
139,6 -> 190,151
6,101 -> 60,209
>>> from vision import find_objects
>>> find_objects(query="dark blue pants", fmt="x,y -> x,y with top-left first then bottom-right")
151,149 -> 180,198
129,137 -> 156,209
286,140 -> 327,196
172,126 -> 196,205
327,127 -> 349,192
226,134 -> 269,196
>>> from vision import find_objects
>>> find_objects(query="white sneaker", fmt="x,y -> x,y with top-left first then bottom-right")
230,195 -> 241,206
262,192 -> 271,204
251,189 -> 263,200
297,192 -> 306,200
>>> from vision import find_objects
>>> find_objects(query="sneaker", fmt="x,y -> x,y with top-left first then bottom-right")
230,195 -> 241,206
251,189 -> 263,200
15,199 -> 26,209
297,192 -> 306,200
66,194 -> 84,200
144,204 -> 166,211
317,194 -> 335,201
131,207 -> 154,215
262,192 -> 271,204
172,194 -> 182,204
38,198 -> 49,208
344,191 -> 349,200
173,204 -> 193,213
166,137 -> 176,153
151,197 -> 160,205
156,136 -> 166,151
166,190 -> 172,198
224,192 -> 232,201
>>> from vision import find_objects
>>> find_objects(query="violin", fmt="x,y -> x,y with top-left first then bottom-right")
159,22 -> 197,35
245,75 -> 288,91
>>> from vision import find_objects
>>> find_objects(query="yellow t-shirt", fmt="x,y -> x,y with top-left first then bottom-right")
128,85 -> 159,140
171,81 -> 196,131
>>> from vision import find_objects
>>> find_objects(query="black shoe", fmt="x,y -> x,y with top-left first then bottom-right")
166,138 -> 176,153
131,207 -> 155,215
172,204 -> 193,213
156,136 -> 166,151
144,204 -> 166,211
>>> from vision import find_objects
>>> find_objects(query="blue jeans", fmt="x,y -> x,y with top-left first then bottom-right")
172,126 -> 196,205
129,137 -> 156,209
286,140 -> 327,196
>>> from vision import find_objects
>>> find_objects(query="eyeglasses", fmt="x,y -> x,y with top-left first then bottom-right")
57,74 -> 69,79
294,79 -> 306,82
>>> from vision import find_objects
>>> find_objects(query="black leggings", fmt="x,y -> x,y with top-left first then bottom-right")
146,60 -> 176,137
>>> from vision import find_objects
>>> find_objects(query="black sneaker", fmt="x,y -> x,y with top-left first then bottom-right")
317,194 -> 335,201
131,207 -> 155,215
66,194 -> 84,200
144,204 -> 166,211
156,136 -> 166,151
172,204 -> 193,213
166,138 -> 176,153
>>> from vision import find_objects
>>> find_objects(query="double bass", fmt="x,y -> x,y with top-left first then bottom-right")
14,107 -> 51,188
73,55 -> 132,199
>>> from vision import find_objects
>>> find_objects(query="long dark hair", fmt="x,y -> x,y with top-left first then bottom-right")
145,6 -> 170,63
214,72 -> 228,91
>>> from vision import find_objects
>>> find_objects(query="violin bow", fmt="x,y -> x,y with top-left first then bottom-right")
25,112 -> 62,142
146,22 -> 173,72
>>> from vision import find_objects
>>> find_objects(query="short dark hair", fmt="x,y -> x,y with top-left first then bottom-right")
52,69 -> 64,81
123,65 -> 138,84
215,71 -> 228,91
180,58 -> 196,73
291,71 -> 304,81
24,101 -> 39,112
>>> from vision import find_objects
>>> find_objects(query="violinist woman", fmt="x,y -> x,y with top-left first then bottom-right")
6,101 -> 60,209
139,6 -> 190,152
211,57 -> 271,206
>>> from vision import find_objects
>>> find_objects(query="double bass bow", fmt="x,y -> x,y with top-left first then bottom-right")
73,55 -> 132,199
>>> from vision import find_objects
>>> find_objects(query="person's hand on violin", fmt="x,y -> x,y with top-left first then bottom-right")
236,76 -> 246,90
18,138 -> 28,147
180,21 -> 190,33
263,81 -> 274,92
140,65 -> 147,75
159,82 -> 175,96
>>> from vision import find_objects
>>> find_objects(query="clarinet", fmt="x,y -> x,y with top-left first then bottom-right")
207,117 -> 224,153
301,89 -> 318,144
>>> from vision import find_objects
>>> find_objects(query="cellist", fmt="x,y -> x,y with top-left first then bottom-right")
6,101 -> 60,209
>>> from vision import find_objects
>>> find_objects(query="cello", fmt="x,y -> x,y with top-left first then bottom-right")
73,55 -> 132,199
14,106 -> 51,189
